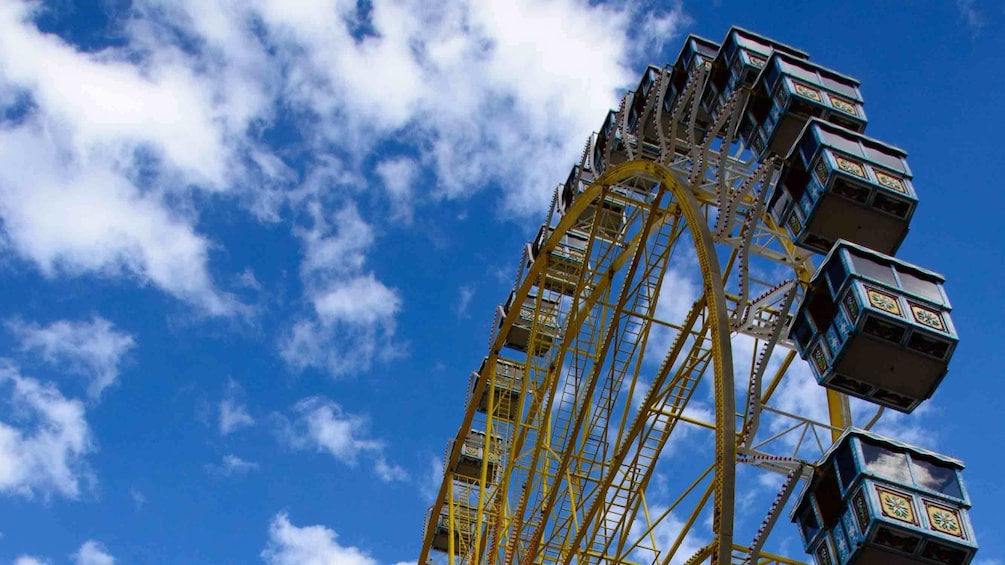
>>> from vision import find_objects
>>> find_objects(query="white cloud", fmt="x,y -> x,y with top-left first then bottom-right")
420,455 -> 444,501
0,2 -> 228,184
14,556 -> 49,565
646,262 -> 701,365
0,2 -> 247,314
283,397 -> 380,463
0,0 -> 688,363
955,0 -> 984,36
374,458 -> 409,483
219,379 -> 255,435
74,540 -> 115,565
130,487 -> 146,510
0,120 -> 235,314
312,275 -> 401,326
628,508 -> 706,565
262,512 -> 377,565
0,362 -> 93,499
376,157 -> 419,222
133,0 -> 677,219
277,397 -> 407,483
298,205 -> 375,285
455,285 -> 475,319
8,317 -> 135,400
282,204 -> 403,377
638,3 -> 690,50
207,454 -> 259,477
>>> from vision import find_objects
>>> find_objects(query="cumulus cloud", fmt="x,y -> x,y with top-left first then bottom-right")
219,378 -> 255,435
8,317 -> 134,400
313,276 -> 401,326
0,362 -> 93,499
74,540 -> 115,565
261,512 -> 377,565
277,397 -> 408,483
0,3 -> 242,314
282,204 -> 403,377
0,0 -> 688,367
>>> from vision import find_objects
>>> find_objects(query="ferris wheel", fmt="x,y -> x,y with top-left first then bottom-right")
418,27 -> 978,565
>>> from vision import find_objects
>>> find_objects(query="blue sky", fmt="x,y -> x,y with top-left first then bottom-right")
0,0 -> 1003,564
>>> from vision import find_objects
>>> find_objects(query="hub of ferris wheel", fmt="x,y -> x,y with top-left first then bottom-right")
420,26 -> 978,565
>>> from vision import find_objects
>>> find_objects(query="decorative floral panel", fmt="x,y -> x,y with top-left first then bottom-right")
844,293 -> 860,322
911,304 -> 946,332
836,157 -> 867,178
829,95 -> 859,116
794,82 -> 823,101
925,501 -> 966,539
876,171 -> 908,194
867,288 -> 903,316
812,343 -> 828,373
787,213 -> 802,235
814,159 -> 830,184
877,487 -> 917,525
815,541 -> 833,565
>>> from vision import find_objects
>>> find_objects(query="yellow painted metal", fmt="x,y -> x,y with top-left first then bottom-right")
419,118 -> 849,564
448,476 -> 456,565
826,389 -> 850,442
760,350 -> 797,405
422,156 -> 786,564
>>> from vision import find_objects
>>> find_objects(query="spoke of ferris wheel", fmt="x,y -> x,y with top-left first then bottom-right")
501,186 -> 656,564
554,292 -> 707,560
540,210 -> 689,558
518,182 -> 674,564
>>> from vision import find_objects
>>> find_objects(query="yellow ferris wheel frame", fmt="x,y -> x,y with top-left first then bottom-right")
420,155 -> 849,565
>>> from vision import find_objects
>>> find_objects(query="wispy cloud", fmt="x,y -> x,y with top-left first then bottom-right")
129,488 -> 146,511
280,204 -> 404,377
956,0 -> 984,36
275,397 -> 409,483
0,361 -> 93,499
456,284 -> 475,319
206,454 -> 259,477
376,156 -> 420,223
219,379 -> 255,436
420,455 -> 445,501
7,317 -> 135,400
